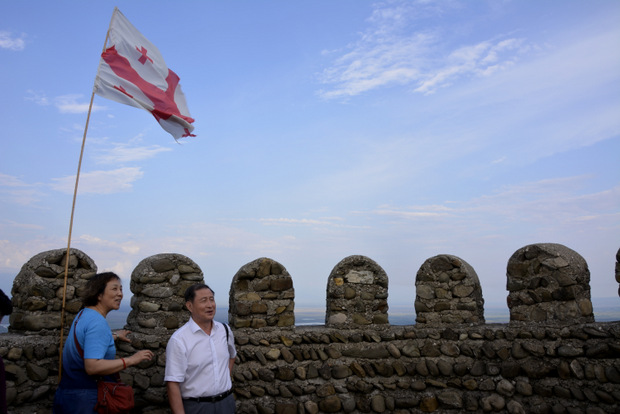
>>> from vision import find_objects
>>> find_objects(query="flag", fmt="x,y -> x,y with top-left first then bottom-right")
95,8 -> 195,140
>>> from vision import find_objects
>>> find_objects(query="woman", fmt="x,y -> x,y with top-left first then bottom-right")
53,272 -> 154,413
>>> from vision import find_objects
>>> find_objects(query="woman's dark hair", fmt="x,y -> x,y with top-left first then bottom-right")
184,283 -> 214,303
81,272 -> 121,307
0,289 -> 13,317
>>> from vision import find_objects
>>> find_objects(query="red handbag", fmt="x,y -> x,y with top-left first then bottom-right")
72,310 -> 135,413
96,380 -> 135,414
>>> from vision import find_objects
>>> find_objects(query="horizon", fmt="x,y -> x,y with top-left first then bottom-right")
95,297 -> 620,330
1,297 -> 617,332
104,295 -> 620,312
102,296 -> 620,328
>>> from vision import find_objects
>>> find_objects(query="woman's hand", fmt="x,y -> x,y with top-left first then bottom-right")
113,329 -> 132,343
85,349 -> 154,376
126,349 -> 154,367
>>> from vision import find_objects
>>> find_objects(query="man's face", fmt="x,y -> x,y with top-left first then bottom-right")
187,287 -> 216,325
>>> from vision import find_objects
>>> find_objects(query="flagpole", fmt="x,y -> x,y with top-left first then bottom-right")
58,8 -> 118,382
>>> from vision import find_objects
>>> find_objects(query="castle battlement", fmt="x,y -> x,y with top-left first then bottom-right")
1,244 -> 619,413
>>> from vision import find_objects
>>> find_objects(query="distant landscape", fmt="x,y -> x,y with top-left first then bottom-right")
1,298 -> 618,332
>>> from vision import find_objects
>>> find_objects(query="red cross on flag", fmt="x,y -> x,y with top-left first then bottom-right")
95,8 -> 195,140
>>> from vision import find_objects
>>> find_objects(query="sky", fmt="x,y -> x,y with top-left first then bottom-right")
1,0 -> 619,318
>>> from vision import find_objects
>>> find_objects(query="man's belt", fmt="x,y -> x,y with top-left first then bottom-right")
185,389 -> 233,403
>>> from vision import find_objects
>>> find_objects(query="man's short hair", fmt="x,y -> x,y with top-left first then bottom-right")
184,283 -> 214,303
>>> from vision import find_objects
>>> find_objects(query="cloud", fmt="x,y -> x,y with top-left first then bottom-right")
0,235 -> 70,275
0,239 -> 29,273
317,1 -> 531,98
0,31 -> 25,51
50,167 -> 144,194
413,37 -> 527,94
317,4 -> 432,99
150,222 -> 310,259
93,143 -> 172,164
369,176 -> 620,233
2,220 -> 44,231
25,90 -> 50,106
256,217 -> 367,231
79,234 -> 141,255
259,218 -> 333,226
372,204 -> 453,219
0,173 -> 28,188
26,92 -> 108,114
55,94 -> 106,114
0,173 -> 43,206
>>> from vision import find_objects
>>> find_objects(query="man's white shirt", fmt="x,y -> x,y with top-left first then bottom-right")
165,317 -> 236,398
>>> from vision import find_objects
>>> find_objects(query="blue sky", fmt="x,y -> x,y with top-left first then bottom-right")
1,1 -> 619,316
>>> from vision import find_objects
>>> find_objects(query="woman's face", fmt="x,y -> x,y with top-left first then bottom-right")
98,278 -> 123,312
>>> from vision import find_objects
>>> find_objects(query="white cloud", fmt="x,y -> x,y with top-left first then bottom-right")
318,30 -> 432,99
0,239 -> 29,273
0,173 -> 43,206
163,222 -> 295,256
256,217 -> 366,231
369,177 -> 620,232
0,173 -> 28,187
317,1 -> 531,98
55,94 -> 106,114
79,234 -> 141,255
259,218 -> 332,226
25,90 -> 50,106
2,220 -> 44,231
0,31 -> 25,51
93,143 -> 172,164
0,235 -> 68,275
414,37 -> 526,94
373,204 -> 453,219
50,167 -> 144,194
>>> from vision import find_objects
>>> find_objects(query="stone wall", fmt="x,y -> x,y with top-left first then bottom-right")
414,255 -> 484,326
229,257 -> 295,329
507,244 -> 594,324
127,253 -> 204,334
0,244 -> 619,414
9,248 -> 97,333
325,256 -> 389,328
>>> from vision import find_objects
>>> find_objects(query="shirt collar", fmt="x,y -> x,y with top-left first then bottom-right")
189,316 -> 217,334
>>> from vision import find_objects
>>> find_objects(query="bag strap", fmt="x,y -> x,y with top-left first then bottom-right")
223,322 -> 229,342
72,309 -> 122,382
72,309 -> 85,358
221,322 -> 233,360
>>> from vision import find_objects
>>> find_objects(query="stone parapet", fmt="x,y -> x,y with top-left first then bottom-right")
2,322 -> 619,413
415,255 -> 484,326
325,256 -> 389,328
9,248 -> 96,334
1,243 -> 619,413
229,258 -> 295,329
127,253 -> 204,334
507,244 -> 594,324
230,323 -> 620,413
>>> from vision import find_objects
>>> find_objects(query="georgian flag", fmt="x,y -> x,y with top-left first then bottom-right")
95,8 -> 195,140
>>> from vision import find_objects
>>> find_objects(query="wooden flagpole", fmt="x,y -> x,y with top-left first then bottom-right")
57,8 -> 117,381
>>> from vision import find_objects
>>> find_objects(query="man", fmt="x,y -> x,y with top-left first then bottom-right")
165,284 -> 236,413
0,289 -> 13,414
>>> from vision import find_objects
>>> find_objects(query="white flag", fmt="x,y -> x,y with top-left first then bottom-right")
95,8 -> 195,140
